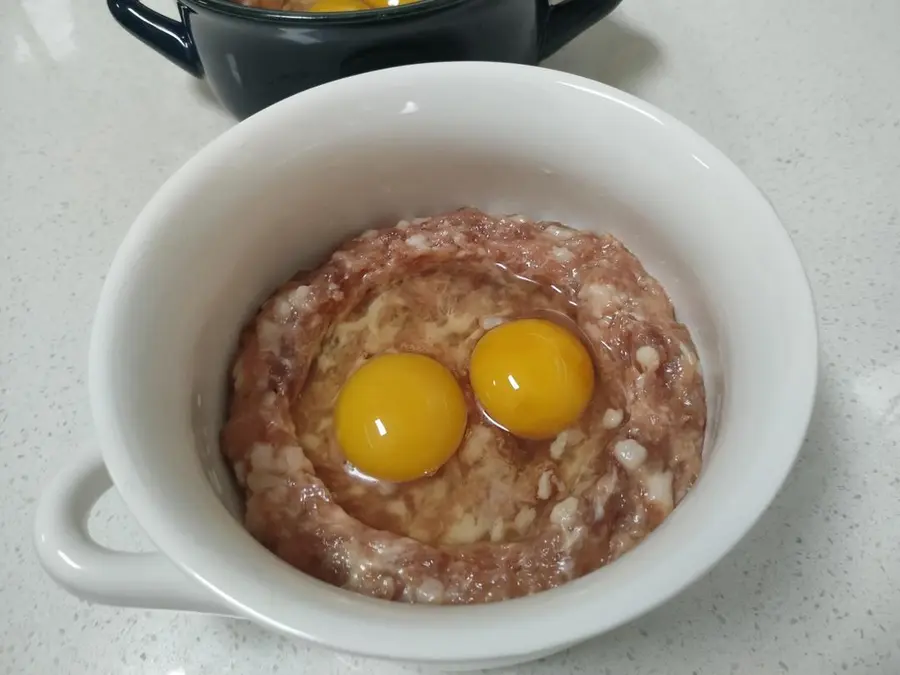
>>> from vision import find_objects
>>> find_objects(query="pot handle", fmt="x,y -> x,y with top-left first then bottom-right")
34,447 -> 231,615
107,0 -> 203,77
540,0 -> 623,61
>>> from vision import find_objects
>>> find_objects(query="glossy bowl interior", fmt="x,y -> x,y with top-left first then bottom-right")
90,62 -> 817,669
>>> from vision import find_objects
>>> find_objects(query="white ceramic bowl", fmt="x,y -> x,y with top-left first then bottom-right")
34,62 -> 817,671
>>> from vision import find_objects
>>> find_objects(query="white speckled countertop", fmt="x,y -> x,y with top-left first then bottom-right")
2,0 -> 899,672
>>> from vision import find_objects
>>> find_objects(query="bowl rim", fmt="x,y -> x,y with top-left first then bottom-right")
90,61 -> 819,664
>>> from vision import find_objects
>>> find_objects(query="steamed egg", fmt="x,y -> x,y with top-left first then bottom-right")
307,0 -> 416,11
469,318 -> 595,439
334,353 -> 467,482
307,0 -> 368,10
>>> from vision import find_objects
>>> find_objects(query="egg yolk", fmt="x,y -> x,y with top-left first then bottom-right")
469,318 -> 595,440
334,353 -> 467,482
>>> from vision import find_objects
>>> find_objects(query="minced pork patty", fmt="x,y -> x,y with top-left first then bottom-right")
221,208 -> 706,604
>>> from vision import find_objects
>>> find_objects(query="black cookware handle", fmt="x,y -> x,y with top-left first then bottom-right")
107,0 -> 203,77
540,0 -> 623,60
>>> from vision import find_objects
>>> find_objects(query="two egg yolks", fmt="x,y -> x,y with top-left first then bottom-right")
333,319 -> 595,482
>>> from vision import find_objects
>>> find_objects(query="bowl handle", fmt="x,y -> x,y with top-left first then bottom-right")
34,447 -> 232,615
107,0 -> 203,77
540,0 -> 623,60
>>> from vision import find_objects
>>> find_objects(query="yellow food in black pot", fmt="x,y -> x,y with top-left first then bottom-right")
247,0 -> 420,12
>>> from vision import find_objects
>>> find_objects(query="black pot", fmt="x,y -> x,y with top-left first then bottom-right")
107,0 -> 623,119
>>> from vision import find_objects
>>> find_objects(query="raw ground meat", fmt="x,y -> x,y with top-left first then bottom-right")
221,208 -> 706,604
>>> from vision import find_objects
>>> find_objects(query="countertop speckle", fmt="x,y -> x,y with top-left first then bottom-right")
2,0 -> 899,673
